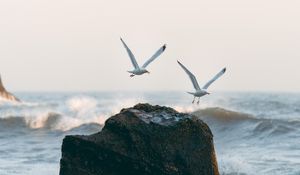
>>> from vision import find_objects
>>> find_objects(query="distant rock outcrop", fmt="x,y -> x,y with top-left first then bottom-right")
0,75 -> 20,102
59,103 -> 219,175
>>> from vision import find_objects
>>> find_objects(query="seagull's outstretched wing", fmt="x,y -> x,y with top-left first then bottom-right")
202,68 -> 226,89
120,38 -> 139,69
142,44 -> 166,68
177,60 -> 201,90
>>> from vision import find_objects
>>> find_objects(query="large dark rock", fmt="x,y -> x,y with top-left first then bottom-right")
59,103 -> 219,175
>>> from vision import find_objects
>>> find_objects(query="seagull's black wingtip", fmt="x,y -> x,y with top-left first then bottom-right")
223,67 -> 227,72
162,44 -> 167,51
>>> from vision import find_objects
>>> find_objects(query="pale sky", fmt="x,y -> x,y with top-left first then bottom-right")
0,0 -> 299,92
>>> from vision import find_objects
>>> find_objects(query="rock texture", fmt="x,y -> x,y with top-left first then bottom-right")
59,103 -> 219,175
0,75 -> 20,102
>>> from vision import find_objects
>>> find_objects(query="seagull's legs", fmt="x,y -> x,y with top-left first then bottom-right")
192,96 -> 195,103
130,74 -> 135,77
197,97 -> 200,105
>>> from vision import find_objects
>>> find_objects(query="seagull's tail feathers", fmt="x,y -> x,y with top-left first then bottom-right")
187,92 -> 195,95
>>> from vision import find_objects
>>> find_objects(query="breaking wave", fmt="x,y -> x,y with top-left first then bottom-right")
192,107 -> 300,138
193,107 -> 256,122
1,97 -> 299,137
0,112 -> 103,131
1,94 -> 300,138
0,95 -> 144,131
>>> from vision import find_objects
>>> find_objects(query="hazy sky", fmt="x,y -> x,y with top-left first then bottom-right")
0,0 -> 299,92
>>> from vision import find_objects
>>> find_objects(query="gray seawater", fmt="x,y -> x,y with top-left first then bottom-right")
0,91 -> 300,175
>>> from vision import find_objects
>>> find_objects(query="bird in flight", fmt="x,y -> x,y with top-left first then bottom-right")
120,38 -> 166,77
177,60 -> 226,104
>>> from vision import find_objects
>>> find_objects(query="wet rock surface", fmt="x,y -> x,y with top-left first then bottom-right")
59,103 -> 219,175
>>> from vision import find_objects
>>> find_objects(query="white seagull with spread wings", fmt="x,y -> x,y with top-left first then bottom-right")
120,38 -> 166,77
177,60 -> 226,104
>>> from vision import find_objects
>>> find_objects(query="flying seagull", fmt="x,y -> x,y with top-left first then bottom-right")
177,60 -> 226,104
120,38 -> 166,77
0,75 -> 21,102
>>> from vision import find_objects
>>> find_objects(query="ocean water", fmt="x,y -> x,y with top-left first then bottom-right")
0,91 -> 300,175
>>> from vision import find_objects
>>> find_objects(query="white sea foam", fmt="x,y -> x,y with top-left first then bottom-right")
0,95 -> 147,131
218,154 -> 254,175
66,96 -> 98,116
